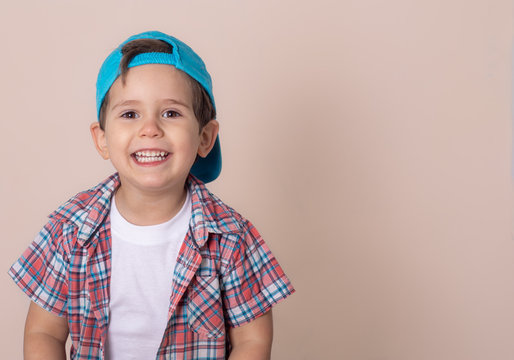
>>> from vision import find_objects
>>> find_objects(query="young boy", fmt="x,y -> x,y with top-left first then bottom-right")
9,31 -> 294,360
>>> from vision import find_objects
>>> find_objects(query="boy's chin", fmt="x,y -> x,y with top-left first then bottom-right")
117,173 -> 189,194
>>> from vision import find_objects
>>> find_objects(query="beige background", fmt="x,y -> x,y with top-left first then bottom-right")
1,1 -> 513,359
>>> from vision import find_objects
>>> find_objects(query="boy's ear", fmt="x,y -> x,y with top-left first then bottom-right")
197,120 -> 219,158
90,122 -> 110,160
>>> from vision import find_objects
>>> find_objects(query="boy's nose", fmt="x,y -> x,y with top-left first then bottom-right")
138,116 -> 164,138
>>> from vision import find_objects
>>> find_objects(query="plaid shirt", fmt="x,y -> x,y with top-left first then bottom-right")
9,174 -> 294,359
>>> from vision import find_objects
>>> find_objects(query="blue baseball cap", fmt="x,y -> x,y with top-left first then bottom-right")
95,30 -> 221,183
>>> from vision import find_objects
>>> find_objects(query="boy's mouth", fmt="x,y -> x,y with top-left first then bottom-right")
132,150 -> 170,164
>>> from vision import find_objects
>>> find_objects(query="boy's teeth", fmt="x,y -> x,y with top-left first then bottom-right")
135,151 -> 168,156
134,151 -> 169,162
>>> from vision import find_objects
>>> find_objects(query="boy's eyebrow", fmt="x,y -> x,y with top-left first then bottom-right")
111,99 -> 191,111
161,98 -> 191,109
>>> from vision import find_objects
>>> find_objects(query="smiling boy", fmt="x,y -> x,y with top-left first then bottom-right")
9,31 -> 294,360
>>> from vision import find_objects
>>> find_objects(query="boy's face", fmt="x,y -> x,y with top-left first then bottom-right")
90,64 -> 218,196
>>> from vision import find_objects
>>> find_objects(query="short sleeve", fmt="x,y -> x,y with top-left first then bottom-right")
8,219 -> 70,317
221,220 -> 295,327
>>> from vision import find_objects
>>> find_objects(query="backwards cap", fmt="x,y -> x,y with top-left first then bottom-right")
95,30 -> 221,183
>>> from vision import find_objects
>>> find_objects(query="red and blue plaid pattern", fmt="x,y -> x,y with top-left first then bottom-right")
9,174 -> 294,359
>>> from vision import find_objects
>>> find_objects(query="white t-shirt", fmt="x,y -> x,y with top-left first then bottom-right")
105,191 -> 192,360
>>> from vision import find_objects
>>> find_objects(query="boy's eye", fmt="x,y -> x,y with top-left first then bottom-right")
163,110 -> 180,118
121,111 -> 138,119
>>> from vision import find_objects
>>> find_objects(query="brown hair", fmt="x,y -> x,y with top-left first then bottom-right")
98,39 -> 216,130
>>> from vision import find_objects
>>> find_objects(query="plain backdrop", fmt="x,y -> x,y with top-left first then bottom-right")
1,1 -> 513,359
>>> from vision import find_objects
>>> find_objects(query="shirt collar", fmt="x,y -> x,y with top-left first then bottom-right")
49,173 -> 119,247
49,173 -> 241,248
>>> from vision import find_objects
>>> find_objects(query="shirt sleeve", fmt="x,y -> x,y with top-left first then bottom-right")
221,220 -> 295,327
8,219 -> 69,317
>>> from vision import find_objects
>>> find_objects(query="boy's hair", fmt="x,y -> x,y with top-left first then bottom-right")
98,39 -> 216,131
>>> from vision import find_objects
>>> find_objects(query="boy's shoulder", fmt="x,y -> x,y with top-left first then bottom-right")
188,175 -> 250,236
49,173 -> 119,229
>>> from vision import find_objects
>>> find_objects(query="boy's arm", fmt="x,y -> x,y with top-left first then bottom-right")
24,301 -> 69,360
228,309 -> 273,360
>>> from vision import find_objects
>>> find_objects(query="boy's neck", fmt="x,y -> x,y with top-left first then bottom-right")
113,182 -> 188,226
